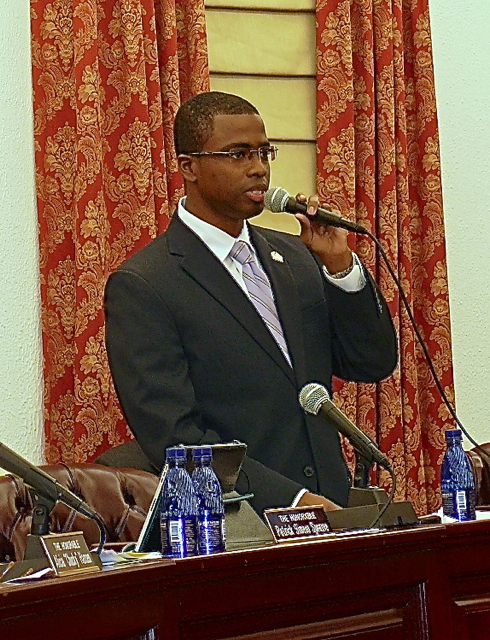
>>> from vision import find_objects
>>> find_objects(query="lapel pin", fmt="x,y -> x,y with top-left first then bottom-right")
271,251 -> 284,263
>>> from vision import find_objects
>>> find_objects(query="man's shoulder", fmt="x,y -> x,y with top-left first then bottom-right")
116,216 -> 186,275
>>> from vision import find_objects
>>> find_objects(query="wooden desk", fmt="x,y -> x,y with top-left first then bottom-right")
1,520 -> 490,640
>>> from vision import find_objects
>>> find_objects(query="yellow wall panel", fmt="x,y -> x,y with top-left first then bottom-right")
205,2 -> 317,236
210,75 -> 316,141
206,10 -> 316,76
207,1 -> 314,10
270,142 -> 316,197
251,209 -> 300,235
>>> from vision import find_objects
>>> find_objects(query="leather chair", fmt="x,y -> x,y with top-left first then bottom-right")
467,443 -> 490,506
0,440 -> 273,563
0,464 -> 158,563
2,442 -> 487,563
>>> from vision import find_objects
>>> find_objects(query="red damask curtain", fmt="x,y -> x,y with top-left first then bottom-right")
316,0 -> 454,514
31,0 -> 209,463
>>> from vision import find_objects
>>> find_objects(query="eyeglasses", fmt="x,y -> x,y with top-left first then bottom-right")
187,146 -> 278,163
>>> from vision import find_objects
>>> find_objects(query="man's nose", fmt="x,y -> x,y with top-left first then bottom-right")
247,153 -> 268,176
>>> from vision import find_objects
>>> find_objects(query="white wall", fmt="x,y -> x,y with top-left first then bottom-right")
0,2 -> 489,466
0,1 -> 43,463
430,1 -> 490,444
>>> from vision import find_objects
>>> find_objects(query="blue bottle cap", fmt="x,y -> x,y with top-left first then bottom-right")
192,446 -> 213,461
445,429 -> 462,441
166,446 -> 187,462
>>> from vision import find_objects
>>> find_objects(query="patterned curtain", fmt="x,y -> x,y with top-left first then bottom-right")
316,0 -> 454,515
31,0 -> 209,463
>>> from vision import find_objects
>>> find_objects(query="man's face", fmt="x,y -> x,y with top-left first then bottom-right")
182,113 -> 271,235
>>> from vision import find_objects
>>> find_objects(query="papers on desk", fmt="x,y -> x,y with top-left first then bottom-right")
99,548 -> 163,565
3,567 -> 53,584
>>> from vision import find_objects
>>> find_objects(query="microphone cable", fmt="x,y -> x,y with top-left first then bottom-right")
361,227 -> 490,465
266,187 -> 490,466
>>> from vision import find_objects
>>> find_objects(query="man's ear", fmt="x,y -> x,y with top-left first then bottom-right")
177,155 -> 198,183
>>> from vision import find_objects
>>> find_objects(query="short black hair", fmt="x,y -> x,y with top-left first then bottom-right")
174,91 -> 260,156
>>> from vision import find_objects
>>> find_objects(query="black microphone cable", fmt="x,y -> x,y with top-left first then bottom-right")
266,186 -> 490,466
363,227 -> 490,465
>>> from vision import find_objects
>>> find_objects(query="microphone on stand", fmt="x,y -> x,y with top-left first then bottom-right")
299,382 -> 392,472
0,442 -> 106,554
298,383 -> 418,530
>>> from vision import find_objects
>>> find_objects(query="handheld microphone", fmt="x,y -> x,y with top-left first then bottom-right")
264,187 -> 369,235
299,383 -> 392,471
0,441 -> 99,520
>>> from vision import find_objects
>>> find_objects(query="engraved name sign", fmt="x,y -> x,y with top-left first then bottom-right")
40,532 -> 101,577
264,506 -> 332,543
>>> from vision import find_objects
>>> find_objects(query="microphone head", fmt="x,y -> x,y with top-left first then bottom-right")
264,187 -> 291,213
299,383 -> 330,416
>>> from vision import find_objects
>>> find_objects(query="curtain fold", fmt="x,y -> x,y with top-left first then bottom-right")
316,0 -> 454,514
31,0 -> 209,463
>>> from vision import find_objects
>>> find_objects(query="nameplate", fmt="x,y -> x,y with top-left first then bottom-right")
264,506 -> 332,543
39,532 -> 101,577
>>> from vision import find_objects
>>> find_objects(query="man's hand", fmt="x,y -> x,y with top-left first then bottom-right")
295,194 -> 353,275
297,490 -> 342,512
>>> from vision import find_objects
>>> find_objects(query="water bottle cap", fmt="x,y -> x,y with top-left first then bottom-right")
166,446 -> 187,462
192,446 -> 213,461
445,429 -> 462,441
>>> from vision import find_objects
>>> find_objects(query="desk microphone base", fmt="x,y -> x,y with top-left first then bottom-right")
325,487 -> 418,531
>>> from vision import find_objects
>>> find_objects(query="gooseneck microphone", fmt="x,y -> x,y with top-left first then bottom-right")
0,442 -> 100,519
0,442 -> 107,553
299,383 -> 392,471
264,187 -> 369,235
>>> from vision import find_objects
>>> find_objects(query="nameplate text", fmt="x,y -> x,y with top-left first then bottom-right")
264,506 -> 332,543
40,532 -> 101,577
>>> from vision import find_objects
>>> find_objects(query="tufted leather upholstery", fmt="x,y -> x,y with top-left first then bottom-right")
0,463 -> 159,563
467,443 -> 490,506
1,444 -> 488,563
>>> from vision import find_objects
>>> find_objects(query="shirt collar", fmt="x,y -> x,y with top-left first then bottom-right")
178,198 -> 252,262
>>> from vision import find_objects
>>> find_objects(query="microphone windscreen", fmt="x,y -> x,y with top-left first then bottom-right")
264,187 -> 291,213
299,383 -> 330,415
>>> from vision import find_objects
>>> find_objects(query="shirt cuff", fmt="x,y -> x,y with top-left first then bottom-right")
322,253 -> 366,292
291,488 -> 308,507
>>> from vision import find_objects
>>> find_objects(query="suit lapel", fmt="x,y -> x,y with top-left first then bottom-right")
166,218 -> 297,385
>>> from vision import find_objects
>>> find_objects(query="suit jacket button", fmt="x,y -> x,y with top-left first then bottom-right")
303,466 -> 314,478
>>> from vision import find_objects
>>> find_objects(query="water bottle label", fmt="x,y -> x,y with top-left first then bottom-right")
161,516 -> 197,558
169,520 -> 182,544
197,513 -> 226,555
442,489 -> 476,521
455,490 -> 467,513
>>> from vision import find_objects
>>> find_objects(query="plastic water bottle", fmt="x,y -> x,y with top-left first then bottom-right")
441,429 -> 476,521
160,446 -> 198,557
191,446 -> 226,554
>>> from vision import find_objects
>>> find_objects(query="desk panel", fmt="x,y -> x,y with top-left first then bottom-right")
0,521 -> 489,640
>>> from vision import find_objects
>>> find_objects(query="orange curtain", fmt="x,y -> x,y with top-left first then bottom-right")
31,0 -> 209,463
316,0 -> 454,514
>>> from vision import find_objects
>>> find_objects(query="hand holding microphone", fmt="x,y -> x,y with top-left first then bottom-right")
265,187 -> 367,275
264,187 -> 369,235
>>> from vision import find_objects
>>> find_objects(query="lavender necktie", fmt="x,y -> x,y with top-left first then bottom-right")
230,240 -> 291,366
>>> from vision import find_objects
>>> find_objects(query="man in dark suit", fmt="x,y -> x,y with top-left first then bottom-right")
105,91 -> 397,515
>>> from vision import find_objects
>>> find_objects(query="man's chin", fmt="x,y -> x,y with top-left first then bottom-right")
244,203 -> 265,220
